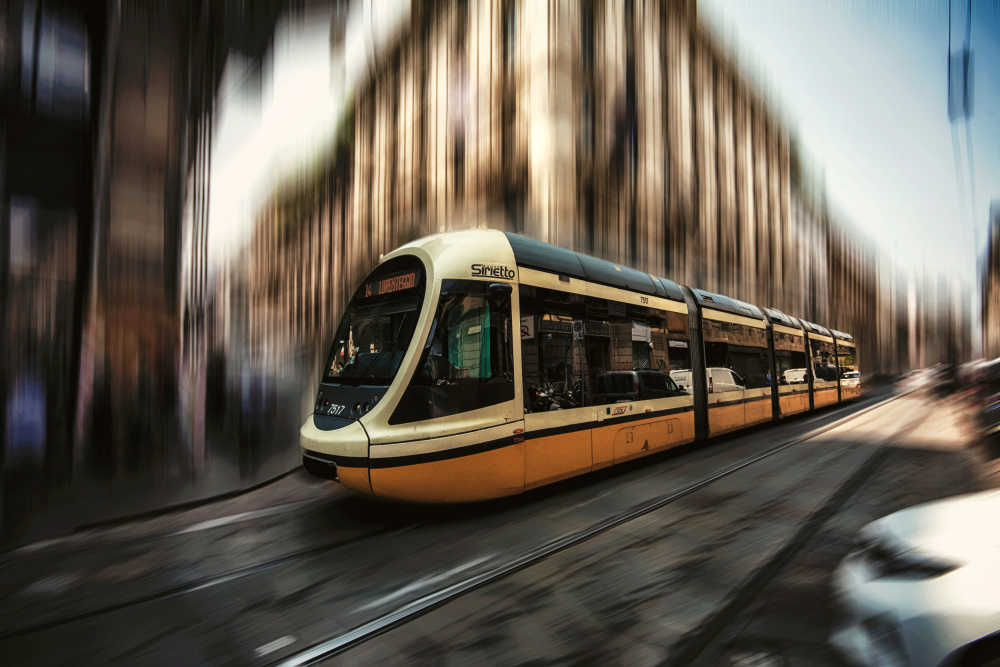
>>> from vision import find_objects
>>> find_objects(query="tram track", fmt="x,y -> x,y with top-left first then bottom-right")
275,389 -> 914,666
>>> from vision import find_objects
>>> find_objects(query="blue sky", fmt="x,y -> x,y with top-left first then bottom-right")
699,0 -> 1000,282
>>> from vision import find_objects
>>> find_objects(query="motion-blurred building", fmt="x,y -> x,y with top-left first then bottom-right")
0,0 -> 971,548
985,199 -> 1000,359
249,0 -> 883,378
0,0 -> 297,547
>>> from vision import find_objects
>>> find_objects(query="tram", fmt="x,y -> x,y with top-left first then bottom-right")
301,229 -> 861,502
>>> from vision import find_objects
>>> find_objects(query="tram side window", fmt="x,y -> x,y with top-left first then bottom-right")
390,280 -> 514,424
702,319 -> 769,391
583,298 -> 688,402
773,331 -> 807,385
810,338 -> 838,387
837,345 -> 857,378
520,285 -> 588,412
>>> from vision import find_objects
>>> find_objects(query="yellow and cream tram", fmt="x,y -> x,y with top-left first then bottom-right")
301,230 -> 861,502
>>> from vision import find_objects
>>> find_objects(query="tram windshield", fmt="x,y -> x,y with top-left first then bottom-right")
322,257 -> 426,386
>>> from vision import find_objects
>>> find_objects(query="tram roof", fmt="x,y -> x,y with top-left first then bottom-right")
800,319 -> 833,337
503,232 -> 685,302
831,330 -> 854,342
762,307 -> 802,329
691,288 -> 765,321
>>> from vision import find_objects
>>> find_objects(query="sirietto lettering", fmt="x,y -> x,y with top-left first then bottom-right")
471,263 -> 515,280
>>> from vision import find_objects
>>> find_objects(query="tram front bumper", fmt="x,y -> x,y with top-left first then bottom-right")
300,415 -> 372,494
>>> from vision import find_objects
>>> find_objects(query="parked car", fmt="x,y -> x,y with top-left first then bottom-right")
830,490 -> 1000,667
668,367 -> 745,394
594,370 -> 685,404
841,370 -> 861,388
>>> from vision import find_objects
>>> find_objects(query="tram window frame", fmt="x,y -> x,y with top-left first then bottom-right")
809,338 -> 838,388
389,279 -> 514,424
582,297 -> 689,404
702,318 -> 769,391
836,344 -> 857,378
519,285 -> 588,412
773,330 -> 808,387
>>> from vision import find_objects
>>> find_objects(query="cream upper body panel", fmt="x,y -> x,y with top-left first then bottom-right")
517,267 -> 687,314
702,308 -> 765,329
773,323 -> 804,337
808,332 -> 835,344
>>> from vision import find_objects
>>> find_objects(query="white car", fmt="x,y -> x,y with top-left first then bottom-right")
841,371 -> 861,388
831,490 -> 1000,666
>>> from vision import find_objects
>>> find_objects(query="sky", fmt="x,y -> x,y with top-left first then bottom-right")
699,0 -> 1000,283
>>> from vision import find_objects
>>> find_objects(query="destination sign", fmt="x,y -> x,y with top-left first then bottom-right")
362,271 -> 418,298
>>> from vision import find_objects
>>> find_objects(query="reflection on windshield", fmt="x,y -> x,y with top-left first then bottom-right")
324,302 -> 419,385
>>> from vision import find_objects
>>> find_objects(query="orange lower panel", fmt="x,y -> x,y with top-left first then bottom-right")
338,466 -> 373,496
745,399 -> 773,426
841,386 -> 861,401
360,411 -> 704,501
814,388 -> 839,408
779,392 -> 809,418
525,431 -> 592,490
369,443 -> 525,503
593,411 -> 694,469
709,402 -> 745,436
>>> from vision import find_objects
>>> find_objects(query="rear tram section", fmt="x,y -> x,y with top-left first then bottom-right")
301,230 -> 862,502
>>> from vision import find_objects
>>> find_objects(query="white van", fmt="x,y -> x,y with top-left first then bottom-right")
782,368 -> 808,384
669,367 -> 745,394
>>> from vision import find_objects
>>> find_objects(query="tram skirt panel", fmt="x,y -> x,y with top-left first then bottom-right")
593,410 -> 695,469
779,390 -> 810,417
708,396 -> 746,436
813,387 -> 839,409
369,442 -> 526,502
744,389 -> 773,427
524,430 -> 593,490
338,466 -> 375,497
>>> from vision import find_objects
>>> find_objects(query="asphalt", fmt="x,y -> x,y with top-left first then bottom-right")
1,385 -> 993,666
